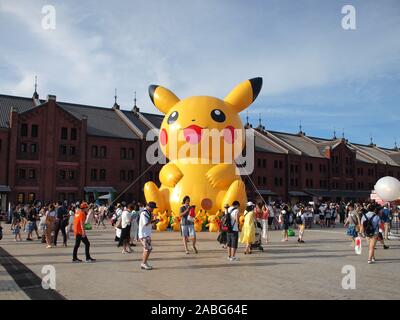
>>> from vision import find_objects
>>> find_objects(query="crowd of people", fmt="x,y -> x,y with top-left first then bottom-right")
3,197 -> 400,269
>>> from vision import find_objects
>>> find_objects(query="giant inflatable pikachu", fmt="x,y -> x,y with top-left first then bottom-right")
144,78 -> 263,215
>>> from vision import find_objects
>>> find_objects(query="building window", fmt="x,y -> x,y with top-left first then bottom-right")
31,125 -> 38,138
28,169 -> 36,179
257,159 -> 261,168
69,146 -> 76,156
305,163 -> 309,171
18,169 -> 26,179
20,143 -> 27,153
290,178 -> 294,187
68,170 -> 75,180
290,165 -> 294,173
295,178 -> 298,187
90,169 -> 97,181
306,179 -> 309,187
100,169 -> 106,181
274,177 -> 279,186
274,160 -> 278,169
128,148 -> 134,160
61,127 -> 68,140
59,170 -> 66,180
21,124 -> 28,137
295,165 -> 298,173
263,159 -> 266,168
91,146 -> 98,158
128,170 -> 134,181
71,128 -> 77,140
121,148 -> 127,160
31,143 -> 37,153
120,170 -> 126,181
258,176 -> 261,185
28,193 -> 35,203
310,163 -> 313,171
279,161 -> 283,169
59,145 -> 67,155
100,146 -> 107,159
17,193 -> 25,204
59,193 -> 66,201
262,177 -> 267,185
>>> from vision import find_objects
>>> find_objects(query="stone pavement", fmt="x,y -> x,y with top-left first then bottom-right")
0,225 -> 399,300
0,264 -> 29,300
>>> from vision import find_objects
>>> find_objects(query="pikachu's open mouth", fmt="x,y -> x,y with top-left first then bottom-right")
183,125 -> 203,144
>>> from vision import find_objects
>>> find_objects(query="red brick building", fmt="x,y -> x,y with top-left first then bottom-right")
1,89 -> 400,212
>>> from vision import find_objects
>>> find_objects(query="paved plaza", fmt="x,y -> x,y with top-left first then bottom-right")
0,225 -> 399,300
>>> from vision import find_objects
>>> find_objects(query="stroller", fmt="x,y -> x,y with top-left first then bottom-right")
250,221 -> 264,251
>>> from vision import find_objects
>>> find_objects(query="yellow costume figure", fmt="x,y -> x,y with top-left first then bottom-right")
194,216 -> 203,232
156,211 -> 169,231
171,212 -> 181,232
240,210 -> 256,244
206,214 -> 220,232
144,78 -> 263,215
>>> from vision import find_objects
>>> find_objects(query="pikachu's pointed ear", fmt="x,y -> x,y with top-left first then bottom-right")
224,77 -> 263,112
149,85 -> 180,114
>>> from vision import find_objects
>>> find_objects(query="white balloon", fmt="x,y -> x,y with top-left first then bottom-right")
374,176 -> 400,201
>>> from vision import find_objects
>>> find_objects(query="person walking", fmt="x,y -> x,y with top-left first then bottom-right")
129,203 -> 140,246
118,203 -> 133,253
226,201 -> 240,262
240,202 -> 256,254
179,196 -> 198,254
296,207 -> 306,243
96,203 -> 107,228
360,204 -> 381,264
72,202 -> 96,263
66,204 -> 75,239
138,202 -> 158,270
255,201 -> 269,244
11,215 -> 22,242
26,205 -> 38,241
382,206 -> 391,240
54,201 -> 69,247
344,203 -> 360,247
217,204 -> 230,249
45,204 -> 56,249
279,205 -> 293,242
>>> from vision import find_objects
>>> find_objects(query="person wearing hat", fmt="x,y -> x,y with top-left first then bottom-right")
138,202 -> 158,270
72,202 -> 96,263
240,202 -> 256,254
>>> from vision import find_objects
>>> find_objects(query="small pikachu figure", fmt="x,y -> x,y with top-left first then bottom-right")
156,211 -> 169,231
194,216 -> 203,233
144,78 -> 263,215
171,212 -> 181,232
206,213 -> 220,232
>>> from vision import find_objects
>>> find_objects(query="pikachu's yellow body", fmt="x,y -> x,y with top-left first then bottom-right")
144,78 -> 263,215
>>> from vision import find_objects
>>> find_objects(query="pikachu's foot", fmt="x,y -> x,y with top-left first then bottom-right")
144,181 -> 168,212
221,180 -> 247,211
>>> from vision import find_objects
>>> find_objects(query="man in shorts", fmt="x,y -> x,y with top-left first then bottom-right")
179,196 -> 198,254
226,201 -> 240,262
138,202 -> 158,270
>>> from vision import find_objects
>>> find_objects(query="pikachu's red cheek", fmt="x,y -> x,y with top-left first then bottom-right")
160,128 -> 168,146
223,126 -> 236,144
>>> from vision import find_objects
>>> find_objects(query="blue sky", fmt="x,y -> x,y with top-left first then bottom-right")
0,0 -> 399,148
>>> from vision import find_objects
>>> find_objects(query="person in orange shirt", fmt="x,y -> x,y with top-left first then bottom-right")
72,202 -> 96,263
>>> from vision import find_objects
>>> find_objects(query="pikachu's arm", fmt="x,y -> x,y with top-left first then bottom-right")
159,162 -> 183,188
206,164 -> 237,188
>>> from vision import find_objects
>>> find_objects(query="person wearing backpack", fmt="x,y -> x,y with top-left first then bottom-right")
360,203 -> 381,264
296,207 -> 306,243
226,201 -> 240,262
217,204 -> 230,249
279,205 -> 292,242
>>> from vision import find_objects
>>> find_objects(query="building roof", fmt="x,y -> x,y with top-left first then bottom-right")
58,102 -> 141,139
140,112 -> 163,128
0,94 -> 43,128
254,130 -> 287,154
268,131 -> 325,158
122,110 -> 154,135
352,144 -> 399,166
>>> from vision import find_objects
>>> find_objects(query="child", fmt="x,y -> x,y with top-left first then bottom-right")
11,217 -> 22,242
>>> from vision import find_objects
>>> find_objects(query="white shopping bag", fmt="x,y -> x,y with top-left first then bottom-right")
355,236 -> 362,255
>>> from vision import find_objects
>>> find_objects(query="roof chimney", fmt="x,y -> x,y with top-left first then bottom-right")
113,88 -> 120,110
132,91 -> 139,113
32,75 -> 39,100
47,94 -> 56,101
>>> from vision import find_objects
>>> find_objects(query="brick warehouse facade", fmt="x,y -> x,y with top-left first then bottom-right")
1,90 -> 400,212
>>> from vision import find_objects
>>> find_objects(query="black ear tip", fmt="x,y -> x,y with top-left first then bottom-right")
149,85 -> 158,104
249,77 -> 263,102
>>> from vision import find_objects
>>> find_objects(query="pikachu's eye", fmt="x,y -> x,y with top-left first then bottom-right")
211,109 -> 226,123
167,111 -> 179,124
